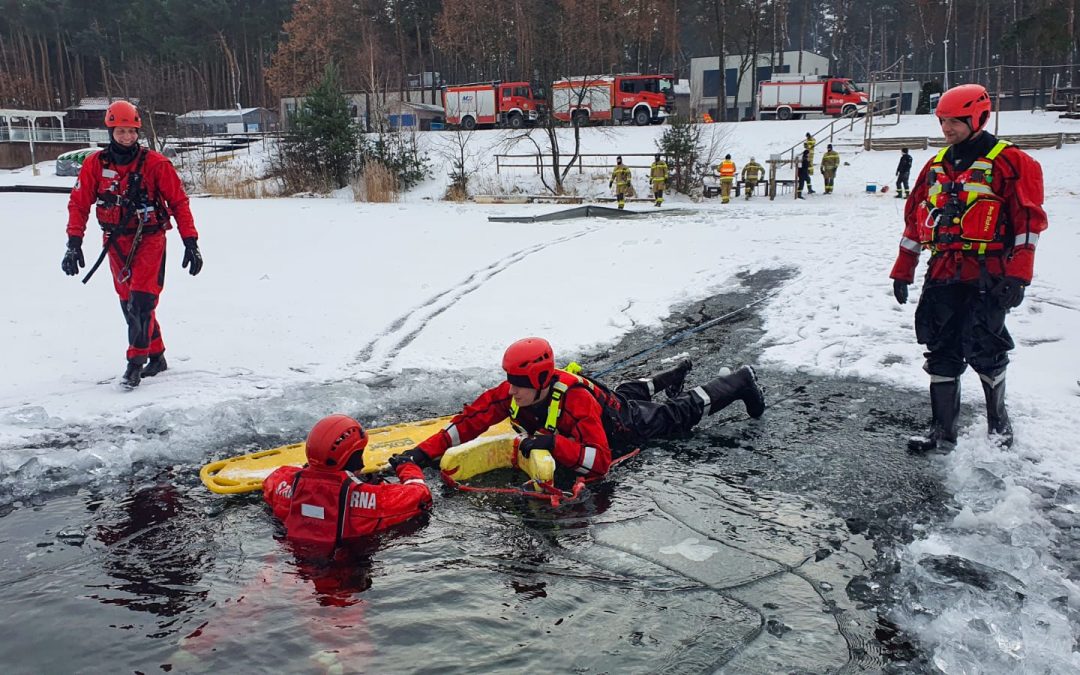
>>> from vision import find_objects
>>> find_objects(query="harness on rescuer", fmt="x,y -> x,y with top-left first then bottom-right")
445,338 -> 639,506
81,147 -> 168,284
915,140 -> 1013,263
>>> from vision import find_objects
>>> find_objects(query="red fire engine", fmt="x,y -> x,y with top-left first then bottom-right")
442,81 -> 545,130
757,76 -> 868,120
551,74 -> 674,126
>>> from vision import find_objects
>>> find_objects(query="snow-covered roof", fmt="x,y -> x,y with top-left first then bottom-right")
67,97 -> 140,111
177,108 -> 267,120
391,101 -> 444,114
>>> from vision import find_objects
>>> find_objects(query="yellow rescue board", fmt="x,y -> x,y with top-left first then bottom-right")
200,416 -> 517,495
440,436 -> 556,484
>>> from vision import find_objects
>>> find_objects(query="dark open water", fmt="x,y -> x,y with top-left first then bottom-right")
0,269 -> 949,673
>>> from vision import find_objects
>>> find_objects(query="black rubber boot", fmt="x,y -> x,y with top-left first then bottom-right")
692,365 -> 766,419
121,356 -> 148,389
908,377 -> 960,453
646,359 -> 693,398
142,353 -> 168,378
980,373 -> 1013,447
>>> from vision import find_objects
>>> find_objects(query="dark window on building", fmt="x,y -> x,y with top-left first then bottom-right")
703,70 -> 722,98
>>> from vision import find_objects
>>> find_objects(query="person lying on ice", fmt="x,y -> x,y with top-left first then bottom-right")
263,414 -> 432,550
397,337 -> 766,488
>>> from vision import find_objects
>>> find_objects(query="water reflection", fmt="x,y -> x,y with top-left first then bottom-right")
87,483 -> 210,618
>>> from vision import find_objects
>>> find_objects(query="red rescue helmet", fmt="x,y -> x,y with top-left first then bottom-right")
305,414 -> 368,471
502,337 -> 555,390
936,84 -> 991,132
105,100 -> 142,129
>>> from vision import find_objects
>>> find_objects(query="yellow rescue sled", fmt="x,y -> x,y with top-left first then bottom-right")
198,413 -> 616,506
200,416 -> 520,494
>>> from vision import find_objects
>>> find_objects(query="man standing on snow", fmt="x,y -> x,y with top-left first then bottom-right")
63,101 -> 203,389
820,144 -> 840,194
395,337 -> 765,489
741,157 -> 765,199
648,154 -> 669,207
716,154 -> 737,204
895,148 -> 913,199
795,149 -> 811,199
609,156 -> 632,209
890,84 -> 1047,452
803,133 -> 817,187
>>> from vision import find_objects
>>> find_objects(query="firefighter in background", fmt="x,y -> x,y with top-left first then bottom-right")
795,149 -> 811,199
803,132 -> 817,189
895,148 -> 913,198
263,414 -> 433,553
890,84 -> 1047,452
395,337 -> 766,489
820,144 -> 840,194
609,156 -> 632,209
63,100 -> 203,389
741,157 -> 765,200
716,154 -> 737,204
648,154 -> 669,207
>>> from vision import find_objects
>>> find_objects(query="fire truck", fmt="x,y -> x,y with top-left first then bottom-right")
442,81 -> 545,130
551,74 -> 674,126
757,76 -> 867,120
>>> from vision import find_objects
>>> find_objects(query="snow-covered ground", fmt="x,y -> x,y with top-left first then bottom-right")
2,110 -> 1080,671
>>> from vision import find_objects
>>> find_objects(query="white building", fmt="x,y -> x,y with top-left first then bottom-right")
856,80 -> 924,115
689,50 -> 830,120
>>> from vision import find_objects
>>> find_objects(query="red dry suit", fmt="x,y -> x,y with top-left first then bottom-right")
416,369 -> 623,481
262,462 -> 431,549
67,147 -> 198,360
889,133 -> 1046,285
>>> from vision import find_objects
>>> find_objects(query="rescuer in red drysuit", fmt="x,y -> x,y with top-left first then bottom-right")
397,337 -> 766,488
262,414 -> 432,552
63,100 -> 203,389
890,83 -> 1047,452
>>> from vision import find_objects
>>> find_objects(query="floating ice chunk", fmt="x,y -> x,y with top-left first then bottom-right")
658,537 -> 717,562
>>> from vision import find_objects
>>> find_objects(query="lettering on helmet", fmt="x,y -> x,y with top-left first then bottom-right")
350,491 -> 377,510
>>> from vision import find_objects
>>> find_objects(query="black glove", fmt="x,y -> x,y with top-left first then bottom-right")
608,181 -> 613,188
893,279 -> 909,305
61,236 -> 84,276
518,434 -> 555,458
393,448 -> 432,470
993,277 -> 1026,309
182,237 -> 203,276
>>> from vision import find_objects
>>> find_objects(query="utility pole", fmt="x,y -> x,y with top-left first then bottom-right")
943,39 -> 950,90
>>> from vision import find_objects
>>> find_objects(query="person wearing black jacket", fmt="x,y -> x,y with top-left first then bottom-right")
895,148 -> 913,198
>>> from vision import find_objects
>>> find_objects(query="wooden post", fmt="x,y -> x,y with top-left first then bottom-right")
768,155 -> 778,201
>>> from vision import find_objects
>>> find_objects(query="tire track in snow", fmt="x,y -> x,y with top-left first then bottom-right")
352,226 -> 599,373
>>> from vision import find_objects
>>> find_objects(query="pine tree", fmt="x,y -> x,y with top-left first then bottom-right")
281,64 -> 358,190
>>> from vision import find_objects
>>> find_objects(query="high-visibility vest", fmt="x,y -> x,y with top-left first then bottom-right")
718,160 -> 736,179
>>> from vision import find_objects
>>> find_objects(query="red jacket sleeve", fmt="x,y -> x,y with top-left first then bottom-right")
550,387 -> 612,479
996,147 -> 1046,283
345,466 -> 432,536
66,152 -> 103,238
262,465 -> 301,522
416,383 -> 511,461
889,158 -> 933,283
146,152 -> 198,239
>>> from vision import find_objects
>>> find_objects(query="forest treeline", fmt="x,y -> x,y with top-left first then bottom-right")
2,0 -> 1077,115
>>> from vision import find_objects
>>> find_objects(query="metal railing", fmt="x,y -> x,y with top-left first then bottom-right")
495,152 -> 658,175
0,127 -> 108,144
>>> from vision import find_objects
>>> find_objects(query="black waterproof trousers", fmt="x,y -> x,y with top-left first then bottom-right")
914,282 -> 1014,379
